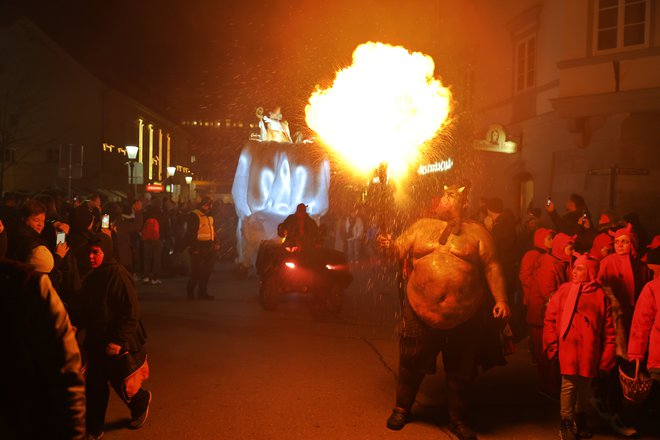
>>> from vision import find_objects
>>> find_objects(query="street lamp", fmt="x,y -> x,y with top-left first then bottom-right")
126,145 -> 139,201
166,166 -> 176,194
185,175 -> 193,201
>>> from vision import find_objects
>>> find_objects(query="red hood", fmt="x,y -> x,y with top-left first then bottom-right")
551,233 -> 574,261
533,227 -> 554,250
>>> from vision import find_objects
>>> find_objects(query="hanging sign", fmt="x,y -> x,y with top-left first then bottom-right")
473,124 -> 517,154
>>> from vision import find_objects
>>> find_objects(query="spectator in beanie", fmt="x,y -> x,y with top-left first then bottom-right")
141,199 -> 164,285
81,233 -> 151,439
544,253 -> 616,440
113,200 -> 144,277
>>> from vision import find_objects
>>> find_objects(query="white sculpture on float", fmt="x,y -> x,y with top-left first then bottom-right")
232,140 -> 330,268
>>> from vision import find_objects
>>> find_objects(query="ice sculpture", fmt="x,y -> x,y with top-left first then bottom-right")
231,140 -> 330,268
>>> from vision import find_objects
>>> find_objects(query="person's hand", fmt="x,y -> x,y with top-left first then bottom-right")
53,221 -> 70,235
493,301 -> 511,319
55,242 -> 69,258
100,228 -> 112,238
377,233 -> 393,249
105,342 -> 122,356
545,201 -> 555,213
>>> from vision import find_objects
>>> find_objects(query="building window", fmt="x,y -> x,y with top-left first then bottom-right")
595,0 -> 650,52
515,35 -> 536,93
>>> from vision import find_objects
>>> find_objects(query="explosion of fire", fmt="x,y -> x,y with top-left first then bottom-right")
305,42 -> 452,180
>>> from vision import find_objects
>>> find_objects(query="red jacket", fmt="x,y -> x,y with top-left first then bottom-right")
543,281 -> 616,377
628,277 -> 660,372
519,228 -> 552,307
598,253 -> 649,323
527,240 -> 571,326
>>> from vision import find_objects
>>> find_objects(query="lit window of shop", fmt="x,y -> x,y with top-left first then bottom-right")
515,35 -> 536,93
595,0 -> 650,52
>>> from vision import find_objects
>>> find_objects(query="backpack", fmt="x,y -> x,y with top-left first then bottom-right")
142,217 -> 160,241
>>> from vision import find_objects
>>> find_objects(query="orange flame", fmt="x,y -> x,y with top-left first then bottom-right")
305,42 -> 452,180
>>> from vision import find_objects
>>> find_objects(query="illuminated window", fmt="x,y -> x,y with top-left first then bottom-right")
595,0 -> 649,52
515,35 -> 536,92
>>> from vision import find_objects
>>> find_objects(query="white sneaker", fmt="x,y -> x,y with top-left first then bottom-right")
610,414 -> 638,437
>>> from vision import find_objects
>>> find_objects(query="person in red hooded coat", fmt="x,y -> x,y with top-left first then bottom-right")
594,223 -> 651,437
589,232 -> 614,262
628,247 -> 660,388
544,253 -> 616,440
530,232 -> 574,398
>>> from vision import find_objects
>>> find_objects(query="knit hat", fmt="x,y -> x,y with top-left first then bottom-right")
533,227 -> 554,250
610,223 -> 638,255
590,233 -> 614,261
551,233 -> 575,260
88,232 -> 114,266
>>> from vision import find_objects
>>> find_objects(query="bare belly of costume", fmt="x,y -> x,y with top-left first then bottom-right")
407,251 -> 484,329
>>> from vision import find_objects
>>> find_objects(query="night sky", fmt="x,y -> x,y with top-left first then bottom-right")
11,0 -> 456,124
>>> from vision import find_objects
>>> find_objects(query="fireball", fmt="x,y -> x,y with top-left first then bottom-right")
305,42 -> 452,180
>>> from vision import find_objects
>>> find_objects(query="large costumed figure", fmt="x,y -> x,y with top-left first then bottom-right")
378,184 -> 510,440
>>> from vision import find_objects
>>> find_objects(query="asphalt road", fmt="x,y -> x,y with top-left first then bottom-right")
103,261 -> 659,440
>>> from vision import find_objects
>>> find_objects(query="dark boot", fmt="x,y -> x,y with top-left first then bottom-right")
386,407 -> 408,431
386,367 -> 424,431
560,419 -> 577,440
574,412 -> 592,438
449,421 -> 478,440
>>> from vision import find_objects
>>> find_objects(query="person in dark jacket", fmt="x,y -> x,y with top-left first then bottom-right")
68,205 -> 95,278
278,203 -> 321,249
0,259 -> 86,440
186,197 -> 219,300
545,193 -> 594,252
82,233 -> 151,438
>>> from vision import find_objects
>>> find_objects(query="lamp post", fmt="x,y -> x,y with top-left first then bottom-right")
126,145 -> 139,201
185,175 -> 193,202
166,166 -> 176,198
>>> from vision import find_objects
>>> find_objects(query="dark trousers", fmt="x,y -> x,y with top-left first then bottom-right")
394,300 -> 481,423
85,351 -> 150,434
187,245 -> 215,297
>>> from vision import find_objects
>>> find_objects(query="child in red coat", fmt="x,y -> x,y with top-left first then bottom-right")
544,254 -> 616,440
